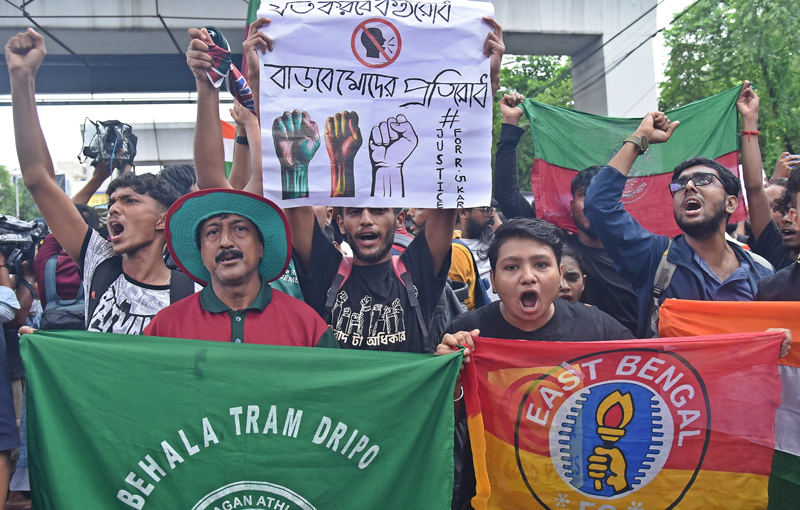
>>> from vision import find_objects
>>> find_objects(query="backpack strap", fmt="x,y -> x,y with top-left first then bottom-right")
169,270 -> 195,304
86,256 -> 124,326
323,257 -> 353,322
452,239 -> 490,308
392,256 -> 428,340
44,253 -> 84,311
649,239 -> 677,338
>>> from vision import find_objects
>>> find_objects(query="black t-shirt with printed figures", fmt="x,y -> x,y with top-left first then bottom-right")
295,222 -> 450,353
448,297 -> 634,341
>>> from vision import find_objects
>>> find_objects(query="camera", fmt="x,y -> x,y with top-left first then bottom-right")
79,119 -> 138,169
0,215 -> 48,274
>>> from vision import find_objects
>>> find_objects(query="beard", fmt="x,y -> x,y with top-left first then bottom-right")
466,215 -> 492,239
347,229 -> 394,264
675,200 -> 727,240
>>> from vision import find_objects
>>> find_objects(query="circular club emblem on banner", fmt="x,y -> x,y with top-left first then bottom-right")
351,18 -> 402,68
514,349 -> 710,510
192,481 -> 316,510
620,177 -> 652,204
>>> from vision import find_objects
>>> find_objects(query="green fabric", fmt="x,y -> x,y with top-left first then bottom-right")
270,259 -> 305,301
246,0 -> 262,26
768,450 -> 800,509
315,328 -> 339,349
521,85 -> 741,177
22,330 -> 460,509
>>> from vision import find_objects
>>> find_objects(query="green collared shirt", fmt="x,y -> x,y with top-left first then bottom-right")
199,276 -> 273,343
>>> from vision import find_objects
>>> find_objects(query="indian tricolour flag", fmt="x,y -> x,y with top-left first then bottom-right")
659,298 -> 800,510
522,85 -> 746,237
222,120 -> 236,178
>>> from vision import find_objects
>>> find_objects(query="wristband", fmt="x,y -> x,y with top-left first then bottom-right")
623,134 -> 649,155
741,130 -> 760,141
236,136 -> 249,146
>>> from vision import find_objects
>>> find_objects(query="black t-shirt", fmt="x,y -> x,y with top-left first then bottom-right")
756,260 -> 800,301
749,220 -> 794,271
296,222 -> 450,353
447,298 -> 634,341
564,233 -> 640,336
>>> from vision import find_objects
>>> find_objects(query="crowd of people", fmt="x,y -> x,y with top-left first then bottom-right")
0,14 -> 797,509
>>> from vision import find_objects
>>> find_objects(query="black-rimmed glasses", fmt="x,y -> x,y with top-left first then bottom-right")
668,173 -> 722,196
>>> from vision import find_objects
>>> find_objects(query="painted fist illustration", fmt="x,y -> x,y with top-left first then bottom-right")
273,110 -> 320,199
368,115 -> 418,198
588,446 -> 629,493
325,111 -> 362,198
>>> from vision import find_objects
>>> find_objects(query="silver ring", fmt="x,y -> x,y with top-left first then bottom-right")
453,385 -> 464,402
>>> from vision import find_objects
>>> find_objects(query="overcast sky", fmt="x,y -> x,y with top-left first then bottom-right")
0,0 -> 695,175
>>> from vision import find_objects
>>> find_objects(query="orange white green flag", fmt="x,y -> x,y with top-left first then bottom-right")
659,299 -> 800,510
222,120 -> 236,178
463,333 -> 784,509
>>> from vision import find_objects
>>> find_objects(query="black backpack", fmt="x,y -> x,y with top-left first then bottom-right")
86,257 -> 195,329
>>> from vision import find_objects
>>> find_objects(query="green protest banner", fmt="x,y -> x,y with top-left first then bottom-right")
21,330 -> 461,509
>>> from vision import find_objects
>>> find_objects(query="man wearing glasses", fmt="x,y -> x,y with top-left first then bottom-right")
454,200 -> 501,303
584,106 -> 773,338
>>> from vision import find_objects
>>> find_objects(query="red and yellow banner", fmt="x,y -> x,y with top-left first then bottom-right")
463,333 -> 783,509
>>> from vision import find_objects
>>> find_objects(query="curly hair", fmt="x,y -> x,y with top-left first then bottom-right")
106,172 -> 181,210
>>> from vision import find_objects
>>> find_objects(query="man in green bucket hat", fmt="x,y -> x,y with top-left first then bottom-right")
144,188 -> 337,348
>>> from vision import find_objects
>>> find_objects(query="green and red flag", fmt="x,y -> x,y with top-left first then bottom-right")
22,330 -> 461,509
463,332 -> 783,509
522,85 -> 745,237
659,298 -> 800,510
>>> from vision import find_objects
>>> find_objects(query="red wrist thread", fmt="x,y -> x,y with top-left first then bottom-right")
741,130 -> 760,141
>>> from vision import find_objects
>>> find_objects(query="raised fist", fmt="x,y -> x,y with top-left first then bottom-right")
587,445 -> 629,494
635,111 -> 678,145
5,28 -> 46,78
368,115 -> 418,198
273,110 -> 320,199
325,111 -> 362,197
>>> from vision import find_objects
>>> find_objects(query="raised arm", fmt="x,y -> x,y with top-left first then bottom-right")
607,112 -> 679,176
228,100 -> 266,195
494,92 -> 536,219
6,28 -> 88,261
244,18 -> 272,120
737,81 -> 771,241
423,208 -> 457,275
187,27 -> 232,190
71,159 -> 112,204
286,207 -> 317,272
228,101 -> 253,191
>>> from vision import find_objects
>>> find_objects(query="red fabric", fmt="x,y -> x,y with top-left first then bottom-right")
33,234 -> 82,309
144,289 -> 329,346
530,152 -> 745,237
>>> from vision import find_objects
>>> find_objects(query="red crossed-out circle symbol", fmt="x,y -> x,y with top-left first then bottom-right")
351,18 -> 402,69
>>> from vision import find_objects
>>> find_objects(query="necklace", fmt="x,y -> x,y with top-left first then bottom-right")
164,275 -> 172,285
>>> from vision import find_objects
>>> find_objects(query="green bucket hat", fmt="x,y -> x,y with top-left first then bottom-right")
165,189 -> 291,285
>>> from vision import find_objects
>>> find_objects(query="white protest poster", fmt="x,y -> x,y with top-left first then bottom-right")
258,0 -> 494,209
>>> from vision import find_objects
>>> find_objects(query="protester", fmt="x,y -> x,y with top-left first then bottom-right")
773,152 -> 800,181
493,92 -> 640,334
558,242 -> 586,303
6,28 -> 197,334
406,208 -> 428,236
739,82 -> 796,270
0,255 -> 20,504
584,100 -> 773,338
159,164 -> 199,196
440,218 -> 632,342
449,229 -> 482,311
144,189 -> 337,347
757,167 -> 800,301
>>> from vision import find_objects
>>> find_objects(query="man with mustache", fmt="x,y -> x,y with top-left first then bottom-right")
584,87 -> 773,338
144,189 -> 336,348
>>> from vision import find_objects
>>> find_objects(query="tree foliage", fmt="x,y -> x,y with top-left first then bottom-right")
660,0 -> 800,176
0,165 -> 39,221
492,55 -> 573,191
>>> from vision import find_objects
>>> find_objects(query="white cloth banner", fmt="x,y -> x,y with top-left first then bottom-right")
258,0 -> 494,208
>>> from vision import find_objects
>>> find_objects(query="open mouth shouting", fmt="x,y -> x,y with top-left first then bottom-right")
356,230 -> 381,248
108,219 -> 125,242
782,227 -> 797,242
683,196 -> 703,216
519,290 -> 539,313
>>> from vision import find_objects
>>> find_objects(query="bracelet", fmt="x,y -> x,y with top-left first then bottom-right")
453,385 -> 464,402
740,130 -> 760,141
236,136 -> 249,146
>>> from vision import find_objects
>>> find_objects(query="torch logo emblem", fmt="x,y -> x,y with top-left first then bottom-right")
589,390 -> 634,494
